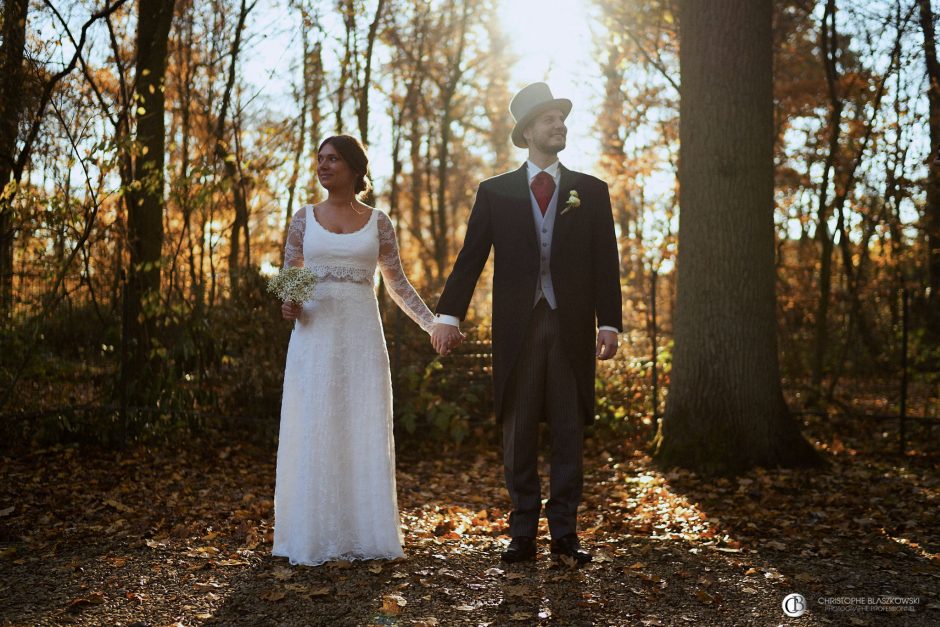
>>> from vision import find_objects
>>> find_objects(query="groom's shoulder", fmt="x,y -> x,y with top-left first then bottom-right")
480,168 -> 521,189
566,168 -> 609,191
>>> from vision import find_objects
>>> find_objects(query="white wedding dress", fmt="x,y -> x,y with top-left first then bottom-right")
272,204 -> 434,566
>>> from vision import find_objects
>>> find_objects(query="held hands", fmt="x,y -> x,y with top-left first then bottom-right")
281,301 -> 303,321
431,323 -> 465,356
596,330 -> 618,360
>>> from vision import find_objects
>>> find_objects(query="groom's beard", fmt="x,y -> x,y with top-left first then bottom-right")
532,135 -> 566,155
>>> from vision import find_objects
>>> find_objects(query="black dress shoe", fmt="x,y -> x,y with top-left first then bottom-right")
501,536 -> 536,563
550,534 -> 592,565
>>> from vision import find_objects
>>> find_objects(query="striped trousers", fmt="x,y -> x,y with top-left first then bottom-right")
502,299 -> 583,539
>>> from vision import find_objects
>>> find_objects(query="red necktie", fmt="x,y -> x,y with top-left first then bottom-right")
530,171 -> 555,216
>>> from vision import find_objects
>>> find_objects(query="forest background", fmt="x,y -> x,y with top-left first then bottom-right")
0,0 -> 938,456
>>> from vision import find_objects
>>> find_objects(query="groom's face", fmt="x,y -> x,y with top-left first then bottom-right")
524,108 -> 568,154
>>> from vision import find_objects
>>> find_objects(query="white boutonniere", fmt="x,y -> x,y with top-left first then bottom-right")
561,190 -> 580,215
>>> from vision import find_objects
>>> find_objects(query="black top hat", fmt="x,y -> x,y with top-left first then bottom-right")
509,82 -> 573,149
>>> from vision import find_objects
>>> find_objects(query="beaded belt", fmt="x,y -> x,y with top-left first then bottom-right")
308,263 -> 373,285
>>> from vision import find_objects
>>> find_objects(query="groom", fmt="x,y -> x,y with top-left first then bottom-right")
431,82 -> 622,564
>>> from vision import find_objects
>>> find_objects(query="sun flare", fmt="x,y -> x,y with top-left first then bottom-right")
496,0 -> 600,172
497,0 -> 596,82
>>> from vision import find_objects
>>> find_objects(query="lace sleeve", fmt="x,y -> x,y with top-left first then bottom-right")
283,207 -> 307,268
376,211 -> 435,334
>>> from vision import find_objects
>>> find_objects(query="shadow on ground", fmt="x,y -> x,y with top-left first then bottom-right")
1,419 -> 938,626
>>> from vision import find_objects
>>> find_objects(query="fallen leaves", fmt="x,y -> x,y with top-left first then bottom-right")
502,583 -> 532,598
193,581 -> 224,591
1,427 -> 938,626
309,585 -> 332,597
103,498 -> 133,513
381,593 -> 407,615
259,588 -> 285,602
66,591 -> 104,612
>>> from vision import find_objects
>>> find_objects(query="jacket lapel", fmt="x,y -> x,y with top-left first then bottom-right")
507,162 -> 538,258
551,164 -> 580,255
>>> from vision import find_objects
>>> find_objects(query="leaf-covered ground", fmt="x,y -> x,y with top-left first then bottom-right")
1,418 -> 938,626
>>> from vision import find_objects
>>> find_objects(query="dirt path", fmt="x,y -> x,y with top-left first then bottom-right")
1,426 -> 937,626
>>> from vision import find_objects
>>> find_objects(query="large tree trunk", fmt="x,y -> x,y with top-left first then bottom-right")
653,0 -> 821,476
0,0 -> 29,323
918,0 -> 940,323
125,0 -> 175,403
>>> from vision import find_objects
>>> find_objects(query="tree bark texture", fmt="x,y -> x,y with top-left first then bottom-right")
0,0 -> 29,322
125,0 -> 175,401
654,0 -> 821,475
918,0 -> 940,319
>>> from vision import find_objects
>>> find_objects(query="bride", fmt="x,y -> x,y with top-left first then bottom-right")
272,135 -> 447,566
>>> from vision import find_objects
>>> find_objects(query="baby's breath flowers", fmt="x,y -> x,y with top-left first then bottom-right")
267,266 -> 318,304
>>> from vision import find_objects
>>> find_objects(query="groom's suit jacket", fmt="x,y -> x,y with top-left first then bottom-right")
436,162 -> 622,424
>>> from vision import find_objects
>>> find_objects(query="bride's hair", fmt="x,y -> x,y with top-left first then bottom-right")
318,135 -> 373,201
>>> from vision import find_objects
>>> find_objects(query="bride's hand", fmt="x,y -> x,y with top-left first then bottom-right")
281,301 -> 303,320
431,323 -> 464,355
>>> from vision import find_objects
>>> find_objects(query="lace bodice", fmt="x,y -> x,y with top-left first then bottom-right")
283,205 -> 435,334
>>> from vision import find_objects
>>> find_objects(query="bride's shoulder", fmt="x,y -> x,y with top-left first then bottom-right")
373,208 -> 393,225
287,205 -> 310,231
373,210 -> 399,245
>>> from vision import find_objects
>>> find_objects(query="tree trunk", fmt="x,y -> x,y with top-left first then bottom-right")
0,0 -> 29,323
181,4 -> 203,316
653,0 -> 821,476
810,0 -> 841,400
918,0 -> 940,322
408,113 -> 426,259
335,0 -> 354,134
215,0 -> 251,294
356,0 -> 385,148
433,0 -> 470,282
305,40 -> 324,202
283,31 -> 309,251
125,0 -> 176,403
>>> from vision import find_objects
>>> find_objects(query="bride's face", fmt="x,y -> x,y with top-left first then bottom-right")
317,143 -> 354,191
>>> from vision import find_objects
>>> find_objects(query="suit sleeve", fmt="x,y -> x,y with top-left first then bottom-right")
593,181 -> 623,332
435,183 -> 494,320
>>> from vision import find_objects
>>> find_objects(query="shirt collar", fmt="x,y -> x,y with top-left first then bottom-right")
526,159 -> 561,181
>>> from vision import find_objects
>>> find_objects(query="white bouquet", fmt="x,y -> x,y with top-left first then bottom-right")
267,266 -> 318,304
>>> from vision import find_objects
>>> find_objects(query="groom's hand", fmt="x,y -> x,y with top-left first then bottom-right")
596,330 -> 618,360
431,323 -> 464,356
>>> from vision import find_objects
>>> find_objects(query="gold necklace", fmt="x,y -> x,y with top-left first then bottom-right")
348,201 -> 366,215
